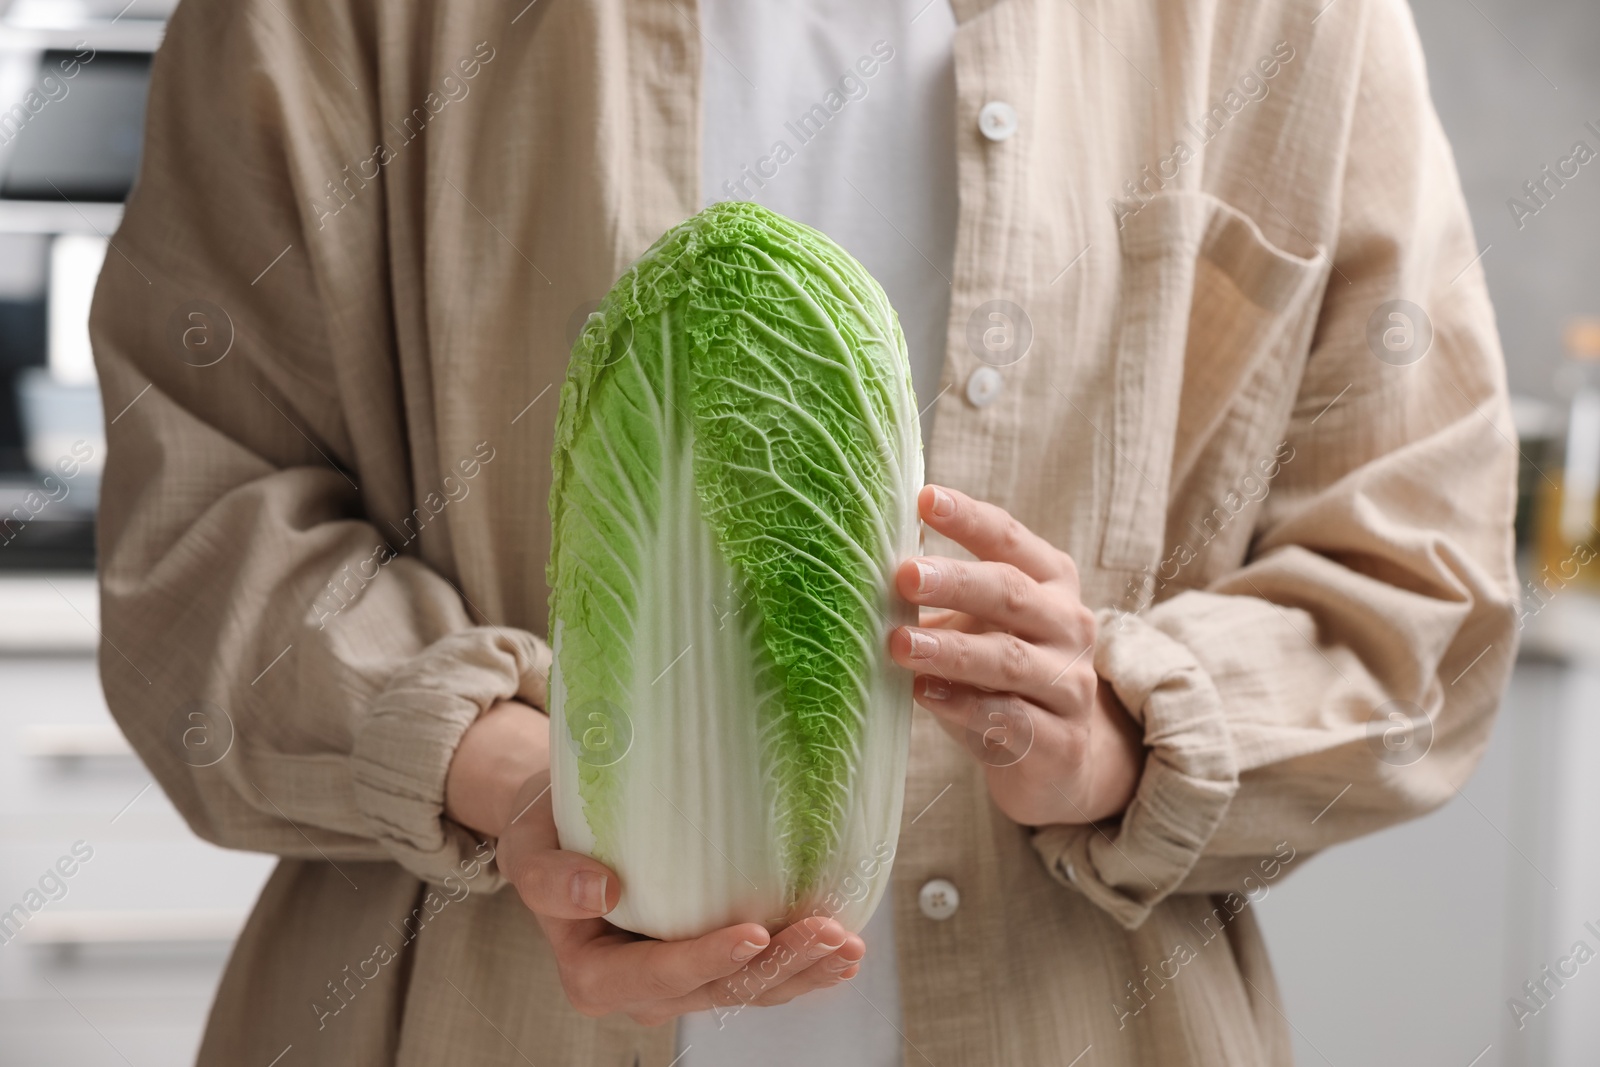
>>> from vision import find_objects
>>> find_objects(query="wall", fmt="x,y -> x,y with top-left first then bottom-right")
1409,0 -> 1600,401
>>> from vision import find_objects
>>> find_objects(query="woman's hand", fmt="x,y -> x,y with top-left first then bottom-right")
890,485 -> 1147,827
445,700 -> 864,1027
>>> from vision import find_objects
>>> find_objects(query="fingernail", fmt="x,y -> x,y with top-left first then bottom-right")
922,676 -> 951,701
913,559 -> 940,595
826,955 -> 855,973
807,939 -> 845,961
929,486 -> 955,517
570,871 -> 608,913
732,939 -> 765,962
908,630 -> 939,659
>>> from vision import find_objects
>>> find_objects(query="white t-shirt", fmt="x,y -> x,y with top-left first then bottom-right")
681,2 -> 957,1064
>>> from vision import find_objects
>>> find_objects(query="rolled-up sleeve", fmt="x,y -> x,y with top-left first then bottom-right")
90,0 -> 544,888
1032,0 -> 1520,927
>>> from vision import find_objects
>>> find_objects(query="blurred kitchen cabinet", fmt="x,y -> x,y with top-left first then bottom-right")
0,573 -> 275,1067
1258,596 -> 1600,1067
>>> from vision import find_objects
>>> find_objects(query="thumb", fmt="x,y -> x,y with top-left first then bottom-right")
510,846 -> 620,920
498,773 -> 620,920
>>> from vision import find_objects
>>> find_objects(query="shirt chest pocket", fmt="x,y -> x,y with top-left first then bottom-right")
1098,191 -> 1331,575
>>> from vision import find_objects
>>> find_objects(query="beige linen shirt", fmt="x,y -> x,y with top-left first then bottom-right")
90,0 -> 1519,1064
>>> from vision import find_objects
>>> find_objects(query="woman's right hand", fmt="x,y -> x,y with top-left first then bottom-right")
447,700 -> 865,1027
496,770 -> 864,1025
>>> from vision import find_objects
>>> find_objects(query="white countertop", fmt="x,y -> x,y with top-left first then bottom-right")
1518,589 -> 1600,669
0,572 -> 99,653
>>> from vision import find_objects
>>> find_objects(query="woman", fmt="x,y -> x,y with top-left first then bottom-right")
91,0 -> 1517,1063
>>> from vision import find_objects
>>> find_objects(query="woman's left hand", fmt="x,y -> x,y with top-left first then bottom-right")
890,484 -> 1147,827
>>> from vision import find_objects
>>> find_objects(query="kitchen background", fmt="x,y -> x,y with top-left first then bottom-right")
0,0 -> 1596,1064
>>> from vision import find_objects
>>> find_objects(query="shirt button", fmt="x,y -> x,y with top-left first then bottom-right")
977,101 -> 1018,141
965,365 -> 1003,407
918,878 -> 961,921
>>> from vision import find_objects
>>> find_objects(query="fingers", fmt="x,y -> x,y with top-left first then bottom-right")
703,918 -> 859,1010
913,676 -> 1047,765
552,913 -> 863,1026
562,921 -> 776,1016
898,556 -> 1065,640
891,625 -> 1091,709
636,921 -> 862,1026
919,484 -> 1074,587
741,931 -> 865,1008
